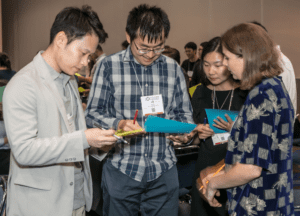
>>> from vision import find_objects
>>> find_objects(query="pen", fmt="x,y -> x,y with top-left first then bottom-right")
203,117 -> 207,142
93,123 -> 128,144
133,109 -> 139,124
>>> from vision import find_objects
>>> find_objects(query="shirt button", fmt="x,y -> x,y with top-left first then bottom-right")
145,84 -> 148,87
145,154 -> 147,157
146,136 -> 148,139
70,182 -> 73,186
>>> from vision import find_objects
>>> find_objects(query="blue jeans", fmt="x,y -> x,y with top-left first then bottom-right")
102,162 -> 179,216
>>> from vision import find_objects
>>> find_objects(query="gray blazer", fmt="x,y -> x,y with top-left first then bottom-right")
3,53 -> 92,216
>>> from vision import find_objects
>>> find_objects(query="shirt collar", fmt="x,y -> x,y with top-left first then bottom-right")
40,53 -> 70,85
122,45 -> 166,66
96,53 -> 106,62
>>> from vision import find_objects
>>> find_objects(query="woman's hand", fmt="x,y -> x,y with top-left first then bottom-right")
191,124 -> 214,140
205,183 -> 222,207
199,171 -> 223,207
198,172 -> 222,207
213,114 -> 234,132
200,170 -> 225,192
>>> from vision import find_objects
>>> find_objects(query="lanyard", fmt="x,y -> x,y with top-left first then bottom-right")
130,62 -> 144,96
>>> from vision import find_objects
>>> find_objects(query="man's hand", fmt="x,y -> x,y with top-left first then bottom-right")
83,89 -> 90,97
167,134 -> 192,145
85,128 -> 118,150
213,114 -> 233,132
117,120 -> 146,137
85,77 -> 93,84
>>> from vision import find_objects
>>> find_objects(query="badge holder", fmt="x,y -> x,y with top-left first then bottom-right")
141,94 -> 164,116
212,132 -> 230,146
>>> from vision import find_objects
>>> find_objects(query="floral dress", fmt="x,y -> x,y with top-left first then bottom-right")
226,77 -> 295,216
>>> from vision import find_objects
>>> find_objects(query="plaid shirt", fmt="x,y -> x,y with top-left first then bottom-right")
85,46 -> 194,182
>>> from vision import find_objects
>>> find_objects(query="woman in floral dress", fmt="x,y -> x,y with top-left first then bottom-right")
200,23 -> 295,216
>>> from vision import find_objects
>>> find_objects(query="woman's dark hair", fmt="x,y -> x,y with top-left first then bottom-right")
162,47 -> 180,64
126,4 -> 170,43
121,40 -> 129,49
221,23 -> 282,90
200,41 -> 208,49
196,37 -> 233,86
50,5 -> 108,45
0,53 -> 11,71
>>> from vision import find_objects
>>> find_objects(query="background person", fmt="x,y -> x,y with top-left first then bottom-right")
198,41 -> 208,60
201,23 -> 294,216
121,40 -> 129,50
162,46 -> 190,91
181,42 -> 200,82
251,21 -> 297,116
190,41 -> 208,87
0,79 -> 9,175
90,44 -> 107,79
0,53 -> 16,81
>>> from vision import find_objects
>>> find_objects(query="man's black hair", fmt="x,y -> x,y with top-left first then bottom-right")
50,5 -> 108,45
250,21 -> 268,32
184,42 -> 197,50
0,53 -> 11,71
126,4 -> 170,43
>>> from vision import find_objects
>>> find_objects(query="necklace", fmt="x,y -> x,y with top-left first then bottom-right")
212,86 -> 234,110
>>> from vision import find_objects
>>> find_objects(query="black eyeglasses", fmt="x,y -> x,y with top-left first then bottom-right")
133,41 -> 165,55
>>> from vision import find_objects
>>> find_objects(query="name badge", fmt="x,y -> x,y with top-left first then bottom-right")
212,132 -> 230,146
141,94 -> 164,116
187,71 -> 193,78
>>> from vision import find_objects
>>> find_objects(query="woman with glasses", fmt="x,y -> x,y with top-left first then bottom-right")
190,37 -> 247,216
200,23 -> 294,216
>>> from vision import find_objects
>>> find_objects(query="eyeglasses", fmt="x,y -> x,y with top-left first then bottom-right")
133,41 -> 165,55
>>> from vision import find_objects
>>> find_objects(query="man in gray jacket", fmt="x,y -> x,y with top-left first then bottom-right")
3,5 -> 117,216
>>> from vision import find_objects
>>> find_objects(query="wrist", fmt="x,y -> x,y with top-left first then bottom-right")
118,120 -> 126,130
208,178 -> 217,191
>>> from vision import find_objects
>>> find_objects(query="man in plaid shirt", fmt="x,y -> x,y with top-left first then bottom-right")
85,4 -> 194,216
